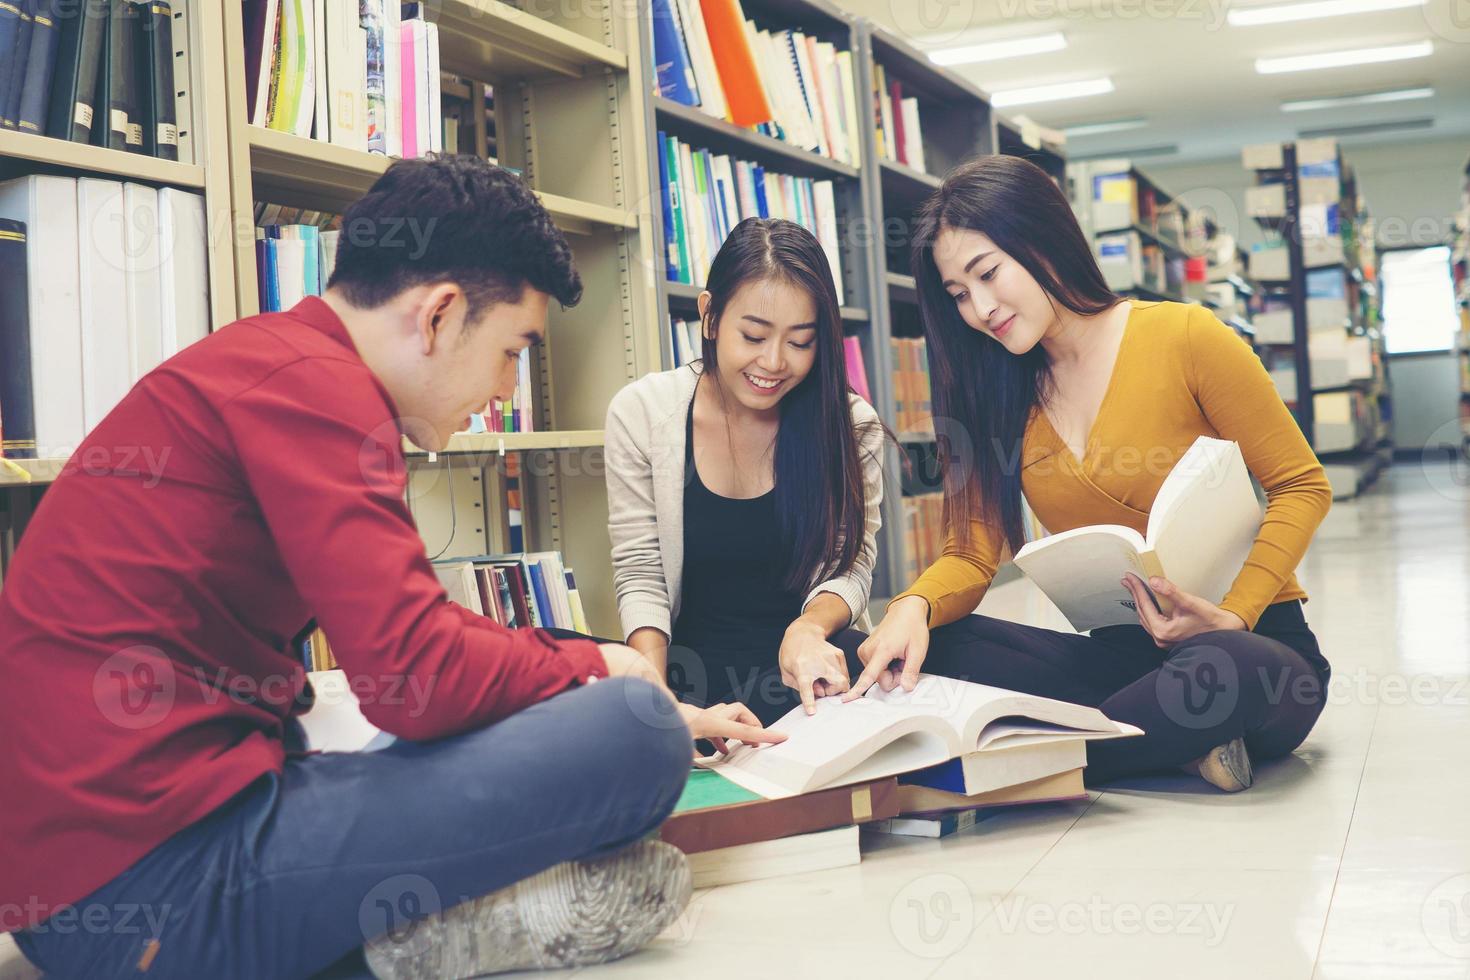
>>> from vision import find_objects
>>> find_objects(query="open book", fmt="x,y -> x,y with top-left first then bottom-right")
698,675 -> 1140,799
1012,436 -> 1262,632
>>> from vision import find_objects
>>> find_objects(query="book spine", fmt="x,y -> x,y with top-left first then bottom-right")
398,18 -> 417,159
136,1 -> 178,159
697,0 -> 771,127
649,0 -> 698,105
3,0 -> 37,131
0,219 -> 35,458
15,0 -> 61,134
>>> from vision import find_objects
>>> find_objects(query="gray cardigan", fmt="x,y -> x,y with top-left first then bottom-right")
604,363 -> 885,642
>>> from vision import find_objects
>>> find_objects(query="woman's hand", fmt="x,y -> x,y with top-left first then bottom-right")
678,702 -> 787,755
845,595 -> 931,700
778,622 -> 851,714
1122,574 -> 1247,648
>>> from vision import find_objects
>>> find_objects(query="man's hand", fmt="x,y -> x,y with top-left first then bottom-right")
778,622 -> 851,715
845,595 -> 931,701
1122,574 -> 1247,649
679,702 -> 787,755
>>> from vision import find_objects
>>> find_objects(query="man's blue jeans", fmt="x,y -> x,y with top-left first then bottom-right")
14,676 -> 691,979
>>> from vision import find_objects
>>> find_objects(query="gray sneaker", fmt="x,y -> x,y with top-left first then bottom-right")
1185,737 -> 1254,792
364,840 -> 692,979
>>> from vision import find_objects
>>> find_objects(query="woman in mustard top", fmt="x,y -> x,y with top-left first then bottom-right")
849,156 -> 1332,792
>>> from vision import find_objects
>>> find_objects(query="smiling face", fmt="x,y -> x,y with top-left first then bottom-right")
932,224 -> 1059,355
701,277 -> 819,414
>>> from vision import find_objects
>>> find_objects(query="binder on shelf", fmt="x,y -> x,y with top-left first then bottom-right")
651,0 -> 700,107
157,187 -> 210,353
0,175 -> 85,456
93,0 -> 142,153
77,178 -> 132,430
122,182 -> 164,384
1,0 -> 36,132
45,0 -> 106,143
0,218 -> 35,458
135,0 -> 179,160
16,0 -> 62,136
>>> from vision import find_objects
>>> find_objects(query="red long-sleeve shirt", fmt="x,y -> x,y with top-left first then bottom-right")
0,297 -> 606,925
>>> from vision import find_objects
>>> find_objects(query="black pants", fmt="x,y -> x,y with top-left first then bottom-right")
922,600 -> 1329,785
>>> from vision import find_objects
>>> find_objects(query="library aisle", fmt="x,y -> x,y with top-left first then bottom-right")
566,459 -> 1470,980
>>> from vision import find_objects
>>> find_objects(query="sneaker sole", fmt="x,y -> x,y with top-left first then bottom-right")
365,840 -> 692,979
1198,737 -> 1254,792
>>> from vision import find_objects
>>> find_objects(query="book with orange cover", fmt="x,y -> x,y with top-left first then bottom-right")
697,0 -> 771,126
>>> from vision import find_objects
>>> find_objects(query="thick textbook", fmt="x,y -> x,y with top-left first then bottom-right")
661,769 -> 898,854
1012,436 -> 1262,631
699,675 -> 1139,799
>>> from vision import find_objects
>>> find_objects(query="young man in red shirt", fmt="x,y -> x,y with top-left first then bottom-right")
0,157 -> 779,979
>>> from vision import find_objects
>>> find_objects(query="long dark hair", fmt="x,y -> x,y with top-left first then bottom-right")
911,155 -> 1119,554
701,218 -> 872,592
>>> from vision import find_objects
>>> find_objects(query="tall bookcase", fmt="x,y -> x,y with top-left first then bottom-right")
0,1 -> 239,570
1242,140 -> 1391,499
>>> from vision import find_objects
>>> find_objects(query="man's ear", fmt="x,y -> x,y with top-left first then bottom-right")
416,283 -> 463,355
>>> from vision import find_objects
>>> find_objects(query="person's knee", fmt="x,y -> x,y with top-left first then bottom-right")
583,677 -> 690,819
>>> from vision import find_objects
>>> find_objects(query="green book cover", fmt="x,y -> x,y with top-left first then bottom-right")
665,136 -> 690,285
672,769 -> 761,814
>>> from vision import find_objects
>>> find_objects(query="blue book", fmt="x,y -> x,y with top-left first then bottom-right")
752,165 -> 769,218
15,0 -> 60,135
524,560 -> 552,629
264,238 -> 281,312
900,758 -> 969,794
2,0 -> 37,130
649,0 -> 698,106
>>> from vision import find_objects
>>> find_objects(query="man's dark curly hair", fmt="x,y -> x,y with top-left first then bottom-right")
327,155 -> 582,322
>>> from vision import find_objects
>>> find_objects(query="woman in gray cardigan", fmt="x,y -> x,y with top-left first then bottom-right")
604,219 -> 886,726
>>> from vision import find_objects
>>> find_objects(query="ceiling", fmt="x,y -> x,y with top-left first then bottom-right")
832,0 -> 1470,164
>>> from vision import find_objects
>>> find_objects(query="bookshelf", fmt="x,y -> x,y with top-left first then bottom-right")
1241,139 -> 1392,499
205,0 -> 662,636
1068,158 -> 1195,306
641,0 -> 875,378
853,20 -> 997,599
0,1 -> 241,577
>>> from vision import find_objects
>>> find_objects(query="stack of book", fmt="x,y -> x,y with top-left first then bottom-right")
433,551 -> 589,633
465,348 -> 536,434
890,336 -> 932,435
870,63 -> 925,173
672,675 -> 1137,883
670,316 -> 700,368
650,0 -> 860,167
900,492 -> 943,585
243,0 -> 443,158
254,205 -> 339,313
0,174 -> 210,458
658,130 -> 844,300
0,0 -> 191,162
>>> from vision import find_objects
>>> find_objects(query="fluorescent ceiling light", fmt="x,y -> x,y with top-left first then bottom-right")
1229,0 -> 1425,26
990,77 -> 1113,108
1281,86 -> 1434,111
930,32 -> 1067,67
1062,117 -> 1148,137
1256,40 -> 1433,73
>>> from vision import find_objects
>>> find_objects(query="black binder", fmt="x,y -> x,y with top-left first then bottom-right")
133,0 -> 176,159
93,0 -> 142,153
0,218 -> 36,460
1,0 -> 37,131
16,0 -> 63,135
45,0 -> 108,143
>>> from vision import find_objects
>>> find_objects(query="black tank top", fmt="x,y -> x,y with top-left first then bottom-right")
669,398 -> 803,697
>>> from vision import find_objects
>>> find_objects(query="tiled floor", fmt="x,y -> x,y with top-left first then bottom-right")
591,458 -> 1470,980
2,459 -> 1466,980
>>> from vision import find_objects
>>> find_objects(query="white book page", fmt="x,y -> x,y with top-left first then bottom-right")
1013,526 -> 1155,631
1147,437 -> 1262,605
697,696 -> 954,799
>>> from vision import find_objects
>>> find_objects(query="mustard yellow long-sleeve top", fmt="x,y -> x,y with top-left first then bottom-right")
897,301 -> 1332,631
